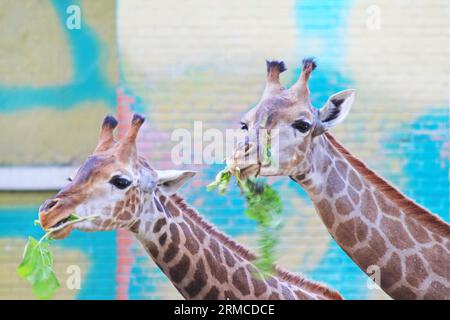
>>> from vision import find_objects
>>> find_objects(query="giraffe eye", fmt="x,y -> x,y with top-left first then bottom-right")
240,122 -> 248,131
292,120 -> 311,133
109,176 -> 132,190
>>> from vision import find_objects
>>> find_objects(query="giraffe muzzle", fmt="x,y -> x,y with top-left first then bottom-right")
39,197 -> 75,233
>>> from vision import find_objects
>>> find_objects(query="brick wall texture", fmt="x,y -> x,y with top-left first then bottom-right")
0,0 -> 448,300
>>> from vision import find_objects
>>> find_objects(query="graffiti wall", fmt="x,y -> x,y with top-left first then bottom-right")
0,0 -> 448,300
117,0 -> 449,300
0,0 -> 117,165
0,0 -> 118,299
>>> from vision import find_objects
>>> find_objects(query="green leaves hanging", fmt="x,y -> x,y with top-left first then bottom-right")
17,236 -> 60,300
17,213 -> 98,299
207,168 -> 283,275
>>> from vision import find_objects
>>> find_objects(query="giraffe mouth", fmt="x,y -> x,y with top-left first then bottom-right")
50,216 -> 71,229
45,213 -> 101,237
235,164 -> 261,180
234,163 -> 282,179
45,215 -> 74,239
49,224 -> 74,240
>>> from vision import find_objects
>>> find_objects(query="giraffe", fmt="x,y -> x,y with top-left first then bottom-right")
227,58 -> 450,300
38,114 -> 342,300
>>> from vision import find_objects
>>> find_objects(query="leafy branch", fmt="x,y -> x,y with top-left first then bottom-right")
17,213 -> 98,299
207,168 -> 283,275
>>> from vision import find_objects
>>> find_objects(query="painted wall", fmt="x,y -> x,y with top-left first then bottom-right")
117,0 -> 449,300
0,0 -> 118,299
0,0 -> 117,165
0,0 -> 448,300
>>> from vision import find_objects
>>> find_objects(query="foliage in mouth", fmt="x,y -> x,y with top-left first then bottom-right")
50,216 -> 71,229
19,213 -> 99,299
207,166 -> 283,275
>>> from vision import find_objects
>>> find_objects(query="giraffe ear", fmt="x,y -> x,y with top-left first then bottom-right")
155,170 -> 197,196
314,89 -> 355,136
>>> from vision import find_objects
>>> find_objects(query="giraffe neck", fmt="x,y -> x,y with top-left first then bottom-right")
292,132 -> 450,299
129,189 -> 340,300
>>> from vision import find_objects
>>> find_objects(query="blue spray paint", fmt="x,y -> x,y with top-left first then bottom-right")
0,0 -> 115,112
0,206 -> 117,299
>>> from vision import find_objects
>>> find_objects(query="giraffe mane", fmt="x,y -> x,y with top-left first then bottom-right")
169,193 -> 343,299
324,132 -> 450,238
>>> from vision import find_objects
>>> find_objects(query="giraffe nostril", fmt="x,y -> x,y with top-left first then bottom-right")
41,199 -> 60,212
236,141 -> 251,154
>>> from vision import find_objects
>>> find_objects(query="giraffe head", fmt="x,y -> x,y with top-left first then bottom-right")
38,114 -> 195,239
227,58 -> 356,178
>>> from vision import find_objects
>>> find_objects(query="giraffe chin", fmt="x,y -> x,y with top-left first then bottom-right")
236,164 -> 261,180
49,225 -> 73,240
237,163 -> 280,179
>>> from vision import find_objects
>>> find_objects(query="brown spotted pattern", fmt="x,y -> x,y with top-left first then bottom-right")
38,113 -> 341,300
134,190 -> 339,300
293,134 -> 450,299
223,59 -> 450,300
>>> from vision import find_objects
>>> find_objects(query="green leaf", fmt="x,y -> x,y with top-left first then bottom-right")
208,166 -> 284,275
240,178 -> 283,274
19,212 -> 99,299
17,236 -> 39,279
68,213 -> 81,221
207,169 -> 232,194
31,267 -> 60,300
262,134 -> 272,165
17,236 -> 60,300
